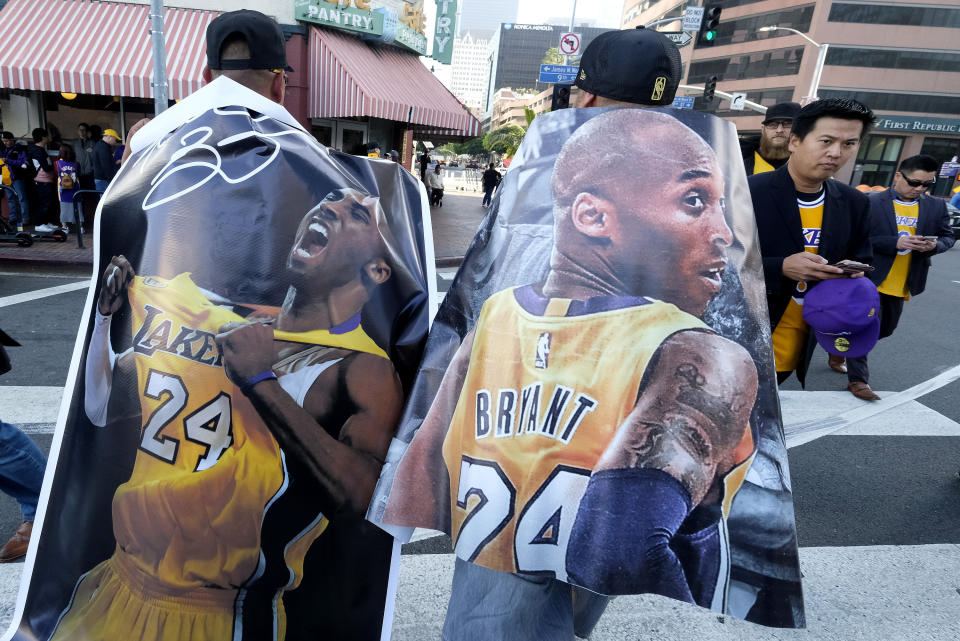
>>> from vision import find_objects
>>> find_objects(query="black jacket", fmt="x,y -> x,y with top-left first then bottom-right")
25,143 -> 52,177
740,136 -> 787,175
92,140 -> 117,181
865,188 -> 955,296
481,168 -> 501,190
0,143 -> 29,180
749,164 -> 872,384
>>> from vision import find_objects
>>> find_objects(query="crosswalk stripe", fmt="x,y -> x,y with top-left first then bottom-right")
0,281 -> 88,308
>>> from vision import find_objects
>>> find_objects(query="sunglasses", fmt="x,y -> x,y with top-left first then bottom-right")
902,176 -> 935,188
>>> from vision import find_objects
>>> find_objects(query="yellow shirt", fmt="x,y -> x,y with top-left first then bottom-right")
877,199 -> 918,299
771,192 -> 824,372
441,286 -> 707,578
118,272 -> 357,591
753,152 -> 776,175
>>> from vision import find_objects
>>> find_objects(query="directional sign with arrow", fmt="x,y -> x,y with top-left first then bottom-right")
660,31 -> 692,48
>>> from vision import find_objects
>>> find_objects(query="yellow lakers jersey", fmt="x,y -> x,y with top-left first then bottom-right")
119,273 -> 335,593
441,286 -> 711,579
771,192 -> 823,372
877,199 -> 918,299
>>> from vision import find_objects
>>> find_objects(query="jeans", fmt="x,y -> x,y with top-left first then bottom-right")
442,557 -> 611,641
847,292 -> 904,384
482,186 -> 495,207
7,179 -> 30,225
0,420 -> 47,522
94,178 -> 111,193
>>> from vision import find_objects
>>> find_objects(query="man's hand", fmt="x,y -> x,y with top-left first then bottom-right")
215,321 -> 275,388
896,235 -> 931,252
782,252 -> 845,282
97,255 -> 135,315
120,118 -> 151,166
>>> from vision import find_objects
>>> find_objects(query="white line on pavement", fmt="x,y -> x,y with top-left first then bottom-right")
0,281 -> 88,308
785,363 -> 960,448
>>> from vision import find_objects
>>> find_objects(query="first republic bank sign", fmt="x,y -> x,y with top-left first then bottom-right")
294,0 -> 458,64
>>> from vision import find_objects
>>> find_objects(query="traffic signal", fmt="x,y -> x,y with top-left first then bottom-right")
698,4 -> 722,45
703,76 -> 718,104
551,85 -> 571,111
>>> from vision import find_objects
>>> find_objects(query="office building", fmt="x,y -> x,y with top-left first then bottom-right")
622,0 -> 960,193
450,29 -> 495,112
485,23 -> 612,113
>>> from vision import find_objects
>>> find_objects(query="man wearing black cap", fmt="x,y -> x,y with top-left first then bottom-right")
122,9 -> 291,164
740,102 -> 801,175
571,25 -> 682,108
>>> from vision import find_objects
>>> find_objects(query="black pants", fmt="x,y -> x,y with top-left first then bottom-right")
846,292 -> 904,384
482,186 -> 495,206
430,187 -> 443,206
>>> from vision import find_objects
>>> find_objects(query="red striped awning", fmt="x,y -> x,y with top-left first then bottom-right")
309,27 -> 480,137
0,0 -> 216,100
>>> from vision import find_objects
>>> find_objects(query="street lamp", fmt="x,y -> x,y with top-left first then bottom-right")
757,25 -> 829,102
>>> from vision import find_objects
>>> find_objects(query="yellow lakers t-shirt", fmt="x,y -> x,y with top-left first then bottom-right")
442,286 -> 712,579
877,199 -> 918,299
117,273 -> 336,591
771,190 -> 824,373
753,152 -> 776,174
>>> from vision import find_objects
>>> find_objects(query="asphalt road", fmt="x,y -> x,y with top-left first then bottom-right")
1,245 -> 959,638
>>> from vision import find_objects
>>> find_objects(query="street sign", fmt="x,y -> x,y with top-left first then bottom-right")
730,92 -> 747,111
538,71 -> 578,84
671,96 -> 695,109
682,6 -> 704,32
539,64 -> 578,84
559,32 -> 581,56
660,31 -> 692,48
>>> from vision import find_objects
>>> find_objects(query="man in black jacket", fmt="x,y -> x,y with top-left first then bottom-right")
842,154 -> 955,399
480,163 -> 500,208
740,102 -> 800,175
749,98 -> 875,386
92,128 -> 122,191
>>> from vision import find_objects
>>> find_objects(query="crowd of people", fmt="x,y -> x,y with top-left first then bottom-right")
0,123 -> 123,234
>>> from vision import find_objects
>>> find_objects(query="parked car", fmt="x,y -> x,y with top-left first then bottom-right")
947,202 -> 960,239
449,161 -> 459,167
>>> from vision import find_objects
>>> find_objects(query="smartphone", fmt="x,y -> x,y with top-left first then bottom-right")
831,260 -> 874,274
922,236 -> 939,242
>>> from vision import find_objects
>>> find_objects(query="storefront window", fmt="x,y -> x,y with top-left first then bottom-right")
919,137 -> 960,197
851,135 -> 904,188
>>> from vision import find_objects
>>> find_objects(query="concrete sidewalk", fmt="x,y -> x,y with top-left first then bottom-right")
0,189 -> 487,270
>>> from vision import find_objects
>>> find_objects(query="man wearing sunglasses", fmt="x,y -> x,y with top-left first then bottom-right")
740,102 -> 800,175
842,154 -> 955,400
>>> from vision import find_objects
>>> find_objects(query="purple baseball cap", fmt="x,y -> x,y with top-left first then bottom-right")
802,278 -> 881,358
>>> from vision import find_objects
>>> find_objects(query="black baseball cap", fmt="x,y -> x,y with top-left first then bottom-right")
206,10 -> 292,72
762,102 -> 801,124
573,26 -> 681,106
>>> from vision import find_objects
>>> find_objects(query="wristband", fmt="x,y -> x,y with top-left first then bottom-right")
241,370 -> 277,394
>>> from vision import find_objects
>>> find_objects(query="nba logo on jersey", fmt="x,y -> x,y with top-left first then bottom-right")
802,228 -> 821,249
535,332 -> 551,369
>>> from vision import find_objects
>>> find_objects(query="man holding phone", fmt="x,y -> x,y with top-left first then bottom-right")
842,154 -> 955,400
750,98 -> 875,387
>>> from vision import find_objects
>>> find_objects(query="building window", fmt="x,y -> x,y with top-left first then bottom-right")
852,135 -> 904,188
829,2 -> 960,28
696,4 -> 814,48
820,89 -> 960,115
826,47 -> 960,72
688,47 -> 804,84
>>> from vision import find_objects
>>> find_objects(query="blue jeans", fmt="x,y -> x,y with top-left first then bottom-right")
94,178 -> 110,193
7,179 -> 30,225
482,186 -> 495,207
442,557 -> 611,641
0,420 -> 47,521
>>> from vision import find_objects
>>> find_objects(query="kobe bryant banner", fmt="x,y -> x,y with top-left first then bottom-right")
7,77 -> 432,641
369,107 -> 805,628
